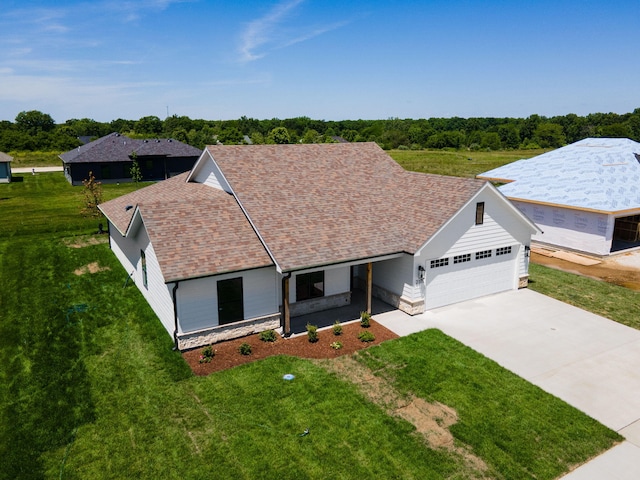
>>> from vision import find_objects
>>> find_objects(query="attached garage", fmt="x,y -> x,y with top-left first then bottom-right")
424,246 -> 518,310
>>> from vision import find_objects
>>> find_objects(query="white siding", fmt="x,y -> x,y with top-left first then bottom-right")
190,153 -> 231,191
372,254 -> 417,300
420,188 -> 533,259
109,222 -> 175,337
514,201 -> 613,255
178,267 -> 279,333
109,223 -> 138,277
325,266 -> 350,296
518,244 -> 529,277
415,186 -> 534,310
140,241 -> 176,336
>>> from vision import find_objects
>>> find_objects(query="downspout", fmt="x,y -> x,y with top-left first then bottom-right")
281,272 -> 292,337
171,281 -> 180,351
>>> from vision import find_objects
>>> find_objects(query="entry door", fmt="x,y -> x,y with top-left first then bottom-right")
217,277 -> 244,325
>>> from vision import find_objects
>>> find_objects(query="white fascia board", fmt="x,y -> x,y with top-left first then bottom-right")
415,182 -> 540,257
185,148 -> 212,183
485,182 -> 541,234
124,206 -> 144,238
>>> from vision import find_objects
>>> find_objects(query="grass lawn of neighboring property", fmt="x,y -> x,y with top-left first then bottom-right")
528,263 -> 640,330
389,148 -> 546,178
6,151 -> 63,169
0,172 -> 624,479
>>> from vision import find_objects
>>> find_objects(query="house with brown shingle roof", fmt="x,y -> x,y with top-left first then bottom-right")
99,143 -> 539,350
60,132 -> 201,185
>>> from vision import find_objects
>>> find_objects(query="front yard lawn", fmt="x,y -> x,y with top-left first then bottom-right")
0,172 -> 622,479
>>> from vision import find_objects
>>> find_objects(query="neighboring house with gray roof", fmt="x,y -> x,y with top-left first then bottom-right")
60,132 -> 201,185
478,138 -> 640,256
99,143 -> 538,350
0,152 -> 12,183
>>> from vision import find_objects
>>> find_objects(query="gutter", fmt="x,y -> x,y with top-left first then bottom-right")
171,281 -> 180,351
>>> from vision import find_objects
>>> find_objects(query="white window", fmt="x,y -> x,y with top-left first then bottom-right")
475,250 -> 492,260
454,254 -> 471,264
430,258 -> 449,268
140,250 -> 148,288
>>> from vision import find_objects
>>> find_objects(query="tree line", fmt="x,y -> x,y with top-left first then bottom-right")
2,108 -> 639,152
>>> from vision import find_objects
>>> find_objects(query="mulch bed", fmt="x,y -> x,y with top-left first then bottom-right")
183,319 -> 399,375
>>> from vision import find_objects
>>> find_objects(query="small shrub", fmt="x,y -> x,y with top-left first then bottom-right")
259,329 -> 277,342
199,345 -> 215,363
330,341 -> 343,350
238,343 -> 252,355
358,331 -> 375,343
360,311 -> 371,328
306,323 -> 319,343
332,321 -> 343,336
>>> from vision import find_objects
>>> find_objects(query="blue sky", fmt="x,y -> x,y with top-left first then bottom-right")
1,0 -> 639,123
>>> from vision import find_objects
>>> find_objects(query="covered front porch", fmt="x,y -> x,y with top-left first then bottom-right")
280,254 -> 423,335
289,288 -> 396,334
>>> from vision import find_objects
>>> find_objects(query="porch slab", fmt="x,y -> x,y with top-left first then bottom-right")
290,289 -> 395,334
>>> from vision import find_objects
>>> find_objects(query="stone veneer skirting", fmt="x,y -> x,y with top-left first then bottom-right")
372,284 -> 424,315
289,291 -> 352,317
518,275 -> 529,289
177,313 -> 281,350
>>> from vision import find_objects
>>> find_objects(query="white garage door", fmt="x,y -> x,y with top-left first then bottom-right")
424,247 -> 517,310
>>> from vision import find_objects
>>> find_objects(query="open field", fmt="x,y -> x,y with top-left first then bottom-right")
389,148 -> 546,177
8,147 -> 545,177
0,172 -> 624,479
6,151 -> 63,169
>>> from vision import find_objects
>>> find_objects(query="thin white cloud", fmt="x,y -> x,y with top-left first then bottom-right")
237,0 -> 352,63
280,20 -> 349,49
239,0 -> 304,62
102,0 -> 194,22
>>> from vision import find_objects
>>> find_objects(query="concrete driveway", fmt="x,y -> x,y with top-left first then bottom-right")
376,288 -> 640,479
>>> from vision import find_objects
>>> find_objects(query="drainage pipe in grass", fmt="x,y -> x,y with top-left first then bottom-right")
172,281 -> 180,351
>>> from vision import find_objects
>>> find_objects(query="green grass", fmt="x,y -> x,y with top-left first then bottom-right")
356,331 -> 620,479
528,263 -> 640,330
389,148 -> 546,177
0,172 -> 623,479
0,172 -> 151,238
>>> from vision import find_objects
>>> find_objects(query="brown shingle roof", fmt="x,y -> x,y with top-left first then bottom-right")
101,143 -> 487,282
207,143 -> 486,271
99,173 -> 273,282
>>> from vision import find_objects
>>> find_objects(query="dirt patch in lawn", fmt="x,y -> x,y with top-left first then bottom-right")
63,235 -> 109,248
532,249 -> 640,291
183,319 -> 399,375
319,356 -> 488,475
74,262 -> 111,276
